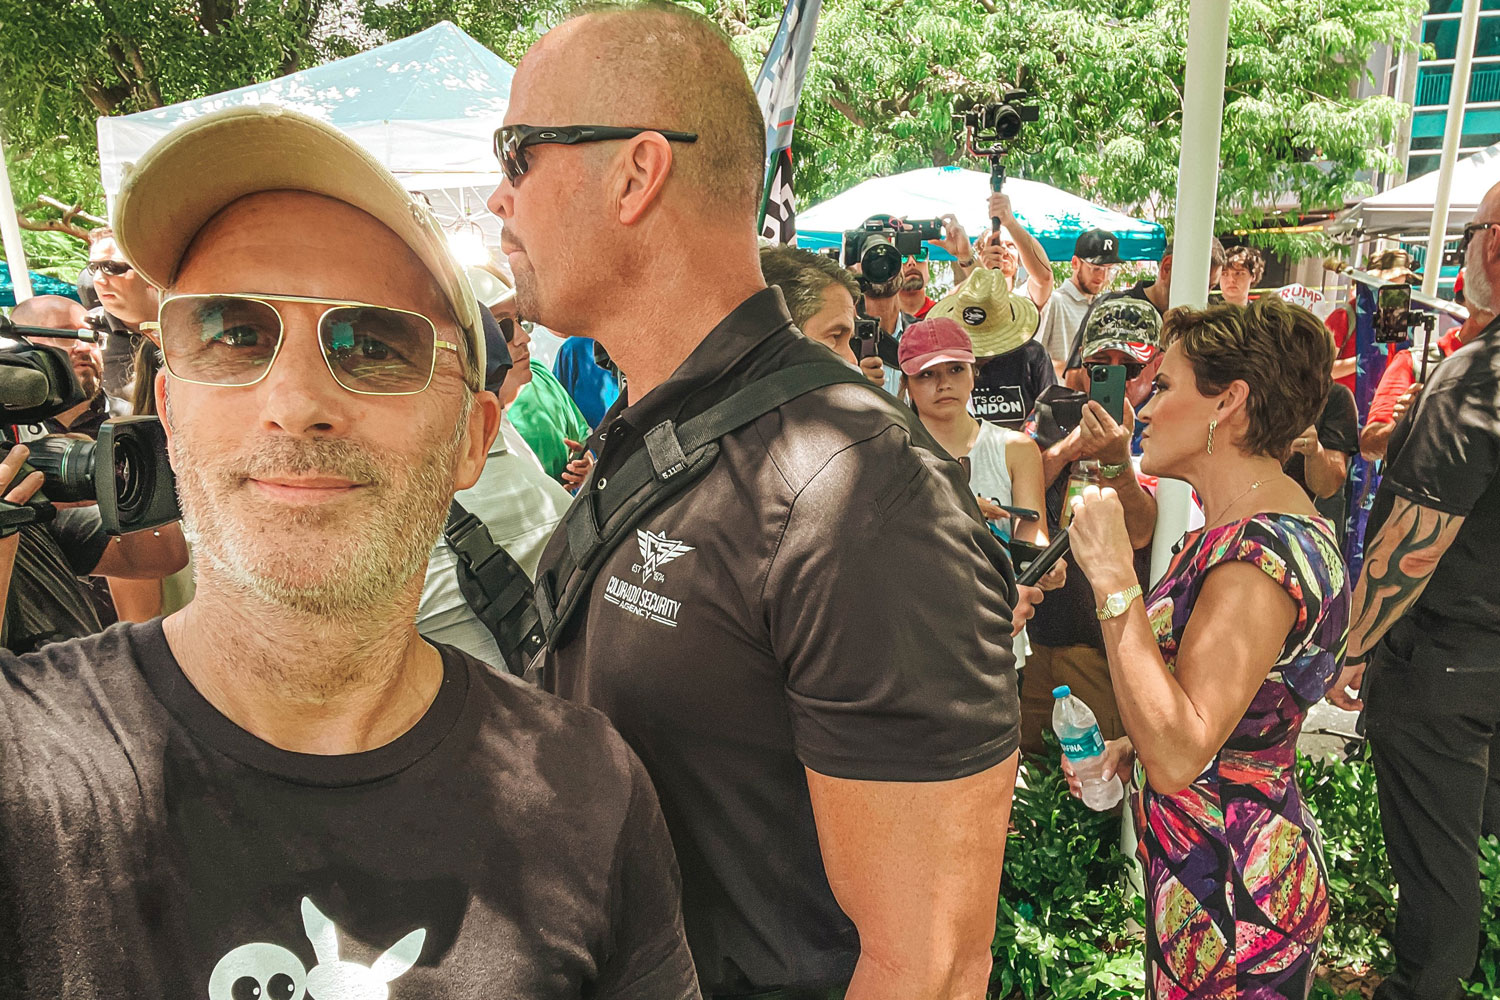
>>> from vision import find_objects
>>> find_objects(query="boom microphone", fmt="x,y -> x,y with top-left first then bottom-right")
0,366 -> 51,410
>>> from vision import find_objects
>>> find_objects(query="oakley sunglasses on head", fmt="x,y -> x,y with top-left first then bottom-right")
142,293 -> 460,396
87,260 -> 133,277
494,125 -> 699,183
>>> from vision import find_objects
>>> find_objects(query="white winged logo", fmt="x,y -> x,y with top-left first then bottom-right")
637,529 -> 695,580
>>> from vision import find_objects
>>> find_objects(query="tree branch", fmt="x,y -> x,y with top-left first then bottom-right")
826,95 -> 869,129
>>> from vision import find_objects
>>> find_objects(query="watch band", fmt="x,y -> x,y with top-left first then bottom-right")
1098,461 -> 1130,479
956,255 -> 976,268
1096,584 -> 1144,621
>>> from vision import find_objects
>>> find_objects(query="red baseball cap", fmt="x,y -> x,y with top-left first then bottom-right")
898,317 -> 977,375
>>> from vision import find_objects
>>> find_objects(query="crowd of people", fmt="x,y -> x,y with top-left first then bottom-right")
0,3 -> 1497,999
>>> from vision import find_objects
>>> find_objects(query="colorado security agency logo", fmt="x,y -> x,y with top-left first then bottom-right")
603,528 -> 695,628
635,529 -> 694,584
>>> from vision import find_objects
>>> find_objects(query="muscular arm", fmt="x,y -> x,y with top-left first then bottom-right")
1106,466 -> 1158,550
1097,561 -> 1297,794
1012,229 -> 1053,309
1347,495 -> 1464,660
807,758 -> 1019,1000
1301,443 -> 1348,500
1359,419 -> 1395,462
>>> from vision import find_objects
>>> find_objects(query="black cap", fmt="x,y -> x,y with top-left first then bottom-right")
480,305 -> 514,393
1075,228 -> 1124,265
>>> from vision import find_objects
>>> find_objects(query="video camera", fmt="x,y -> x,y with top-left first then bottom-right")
955,88 -> 1039,231
842,217 -> 945,285
0,313 -> 179,535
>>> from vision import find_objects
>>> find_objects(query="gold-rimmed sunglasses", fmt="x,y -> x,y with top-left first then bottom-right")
141,293 -> 460,396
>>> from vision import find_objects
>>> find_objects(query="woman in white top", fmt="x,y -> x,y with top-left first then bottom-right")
897,317 -> 1050,552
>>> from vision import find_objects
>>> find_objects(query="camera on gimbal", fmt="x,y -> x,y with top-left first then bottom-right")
841,217 -> 945,285
0,314 -> 178,536
957,89 -> 1040,151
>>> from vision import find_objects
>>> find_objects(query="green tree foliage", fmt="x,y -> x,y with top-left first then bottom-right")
0,0 -> 1425,273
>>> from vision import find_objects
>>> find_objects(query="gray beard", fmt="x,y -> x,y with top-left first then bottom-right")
1466,237 -> 1494,313
169,391 -> 470,620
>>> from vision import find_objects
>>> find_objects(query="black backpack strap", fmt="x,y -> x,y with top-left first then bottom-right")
534,362 -> 877,654
444,499 -> 546,674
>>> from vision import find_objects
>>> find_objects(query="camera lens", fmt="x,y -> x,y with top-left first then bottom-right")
24,436 -> 97,503
113,434 -> 148,521
861,240 -> 902,284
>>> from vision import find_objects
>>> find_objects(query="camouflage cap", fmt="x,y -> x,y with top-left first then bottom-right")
1079,296 -> 1163,363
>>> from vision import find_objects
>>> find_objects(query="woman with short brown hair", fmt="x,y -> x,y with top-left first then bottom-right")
1064,297 -> 1351,999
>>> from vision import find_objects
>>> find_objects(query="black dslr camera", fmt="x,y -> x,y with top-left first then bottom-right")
0,314 -> 179,535
956,88 -> 1039,230
841,217 -> 945,284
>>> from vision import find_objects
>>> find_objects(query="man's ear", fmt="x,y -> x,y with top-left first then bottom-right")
615,134 -> 674,226
454,390 -> 503,492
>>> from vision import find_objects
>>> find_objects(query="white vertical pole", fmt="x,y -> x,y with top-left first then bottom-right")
1422,0 -> 1481,298
0,134 -> 34,305
1389,16 -> 1426,190
1150,0 -> 1231,586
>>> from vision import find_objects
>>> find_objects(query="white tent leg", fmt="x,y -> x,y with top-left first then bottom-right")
1421,0 -> 1482,298
0,134 -> 34,305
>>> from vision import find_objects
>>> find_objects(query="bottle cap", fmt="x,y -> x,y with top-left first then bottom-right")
1052,685 -> 1071,699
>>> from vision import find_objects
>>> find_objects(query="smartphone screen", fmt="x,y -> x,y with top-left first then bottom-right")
1376,283 -> 1412,343
1088,364 -> 1128,425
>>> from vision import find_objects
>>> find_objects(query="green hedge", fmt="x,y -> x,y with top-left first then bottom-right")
990,746 -> 1500,999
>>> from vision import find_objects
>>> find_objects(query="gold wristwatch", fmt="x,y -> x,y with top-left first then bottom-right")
1096,584 -> 1143,621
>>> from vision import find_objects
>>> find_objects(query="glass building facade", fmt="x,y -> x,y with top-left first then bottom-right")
1402,0 -> 1500,179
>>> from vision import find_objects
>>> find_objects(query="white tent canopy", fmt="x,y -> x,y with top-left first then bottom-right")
96,21 -> 511,243
1328,141 -> 1499,240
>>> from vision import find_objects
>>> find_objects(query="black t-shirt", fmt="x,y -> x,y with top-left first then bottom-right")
0,621 -> 699,998
1284,383 -> 1358,535
2,508 -> 111,653
1370,314 -> 1500,637
972,340 -> 1057,429
536,288 -> 1021,994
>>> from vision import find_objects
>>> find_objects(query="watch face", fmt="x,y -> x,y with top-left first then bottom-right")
1108,594 -> 1127,616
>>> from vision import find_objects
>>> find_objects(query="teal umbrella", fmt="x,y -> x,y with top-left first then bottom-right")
797,166 -> 1166,262
1,262 -> 81,307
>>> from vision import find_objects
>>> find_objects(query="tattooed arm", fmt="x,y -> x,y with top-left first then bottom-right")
1326,496 -> 1465,710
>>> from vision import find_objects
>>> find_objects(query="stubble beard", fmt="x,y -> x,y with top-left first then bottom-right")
168,393 -> 470,621
902,274 -> 925,293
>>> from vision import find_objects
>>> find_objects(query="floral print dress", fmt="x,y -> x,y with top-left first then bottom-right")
1133,514 -> 1351,999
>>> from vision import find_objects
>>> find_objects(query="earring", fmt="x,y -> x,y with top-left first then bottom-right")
1207,419 -> 1217,455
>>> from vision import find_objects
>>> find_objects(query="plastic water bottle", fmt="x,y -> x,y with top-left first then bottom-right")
1052,685 -> 1123,810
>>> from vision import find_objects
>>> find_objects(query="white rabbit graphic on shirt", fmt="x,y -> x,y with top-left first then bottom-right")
207,897 -> 426,1000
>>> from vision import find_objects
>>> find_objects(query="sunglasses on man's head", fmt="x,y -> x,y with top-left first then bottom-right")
86,260 -> 133,277
493,124 -> 699,184
142,293 -> 460,395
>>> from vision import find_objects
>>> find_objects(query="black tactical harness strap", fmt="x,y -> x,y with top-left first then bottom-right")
445,499 -> 547,674
534,361 -> 880,653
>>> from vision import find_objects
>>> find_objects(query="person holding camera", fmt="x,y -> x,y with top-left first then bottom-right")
1066,297 -> 1350,1000
1359,285 -> 1493,461
9,295 -> 130,437
956,192 -> 1054,313
1330,182 -> 1500,1000
491,7 -> 1036,996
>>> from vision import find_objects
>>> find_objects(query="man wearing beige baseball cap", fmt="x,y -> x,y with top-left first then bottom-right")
0,105 -> 697,999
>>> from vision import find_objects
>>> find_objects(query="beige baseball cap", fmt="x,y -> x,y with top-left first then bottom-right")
112,104 -> 484,384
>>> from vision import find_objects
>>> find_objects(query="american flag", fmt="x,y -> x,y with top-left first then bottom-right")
753,0 -> 822,243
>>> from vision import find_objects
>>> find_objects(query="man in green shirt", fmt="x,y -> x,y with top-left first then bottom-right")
505,320 -> 591,483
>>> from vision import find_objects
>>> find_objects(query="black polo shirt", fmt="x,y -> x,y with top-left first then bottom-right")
1369,313 -> 1500,641
535,288 -> 1021,995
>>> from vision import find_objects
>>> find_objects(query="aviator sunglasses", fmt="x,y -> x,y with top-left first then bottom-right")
141,293 -> 460,395
494,124 -> 699,183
